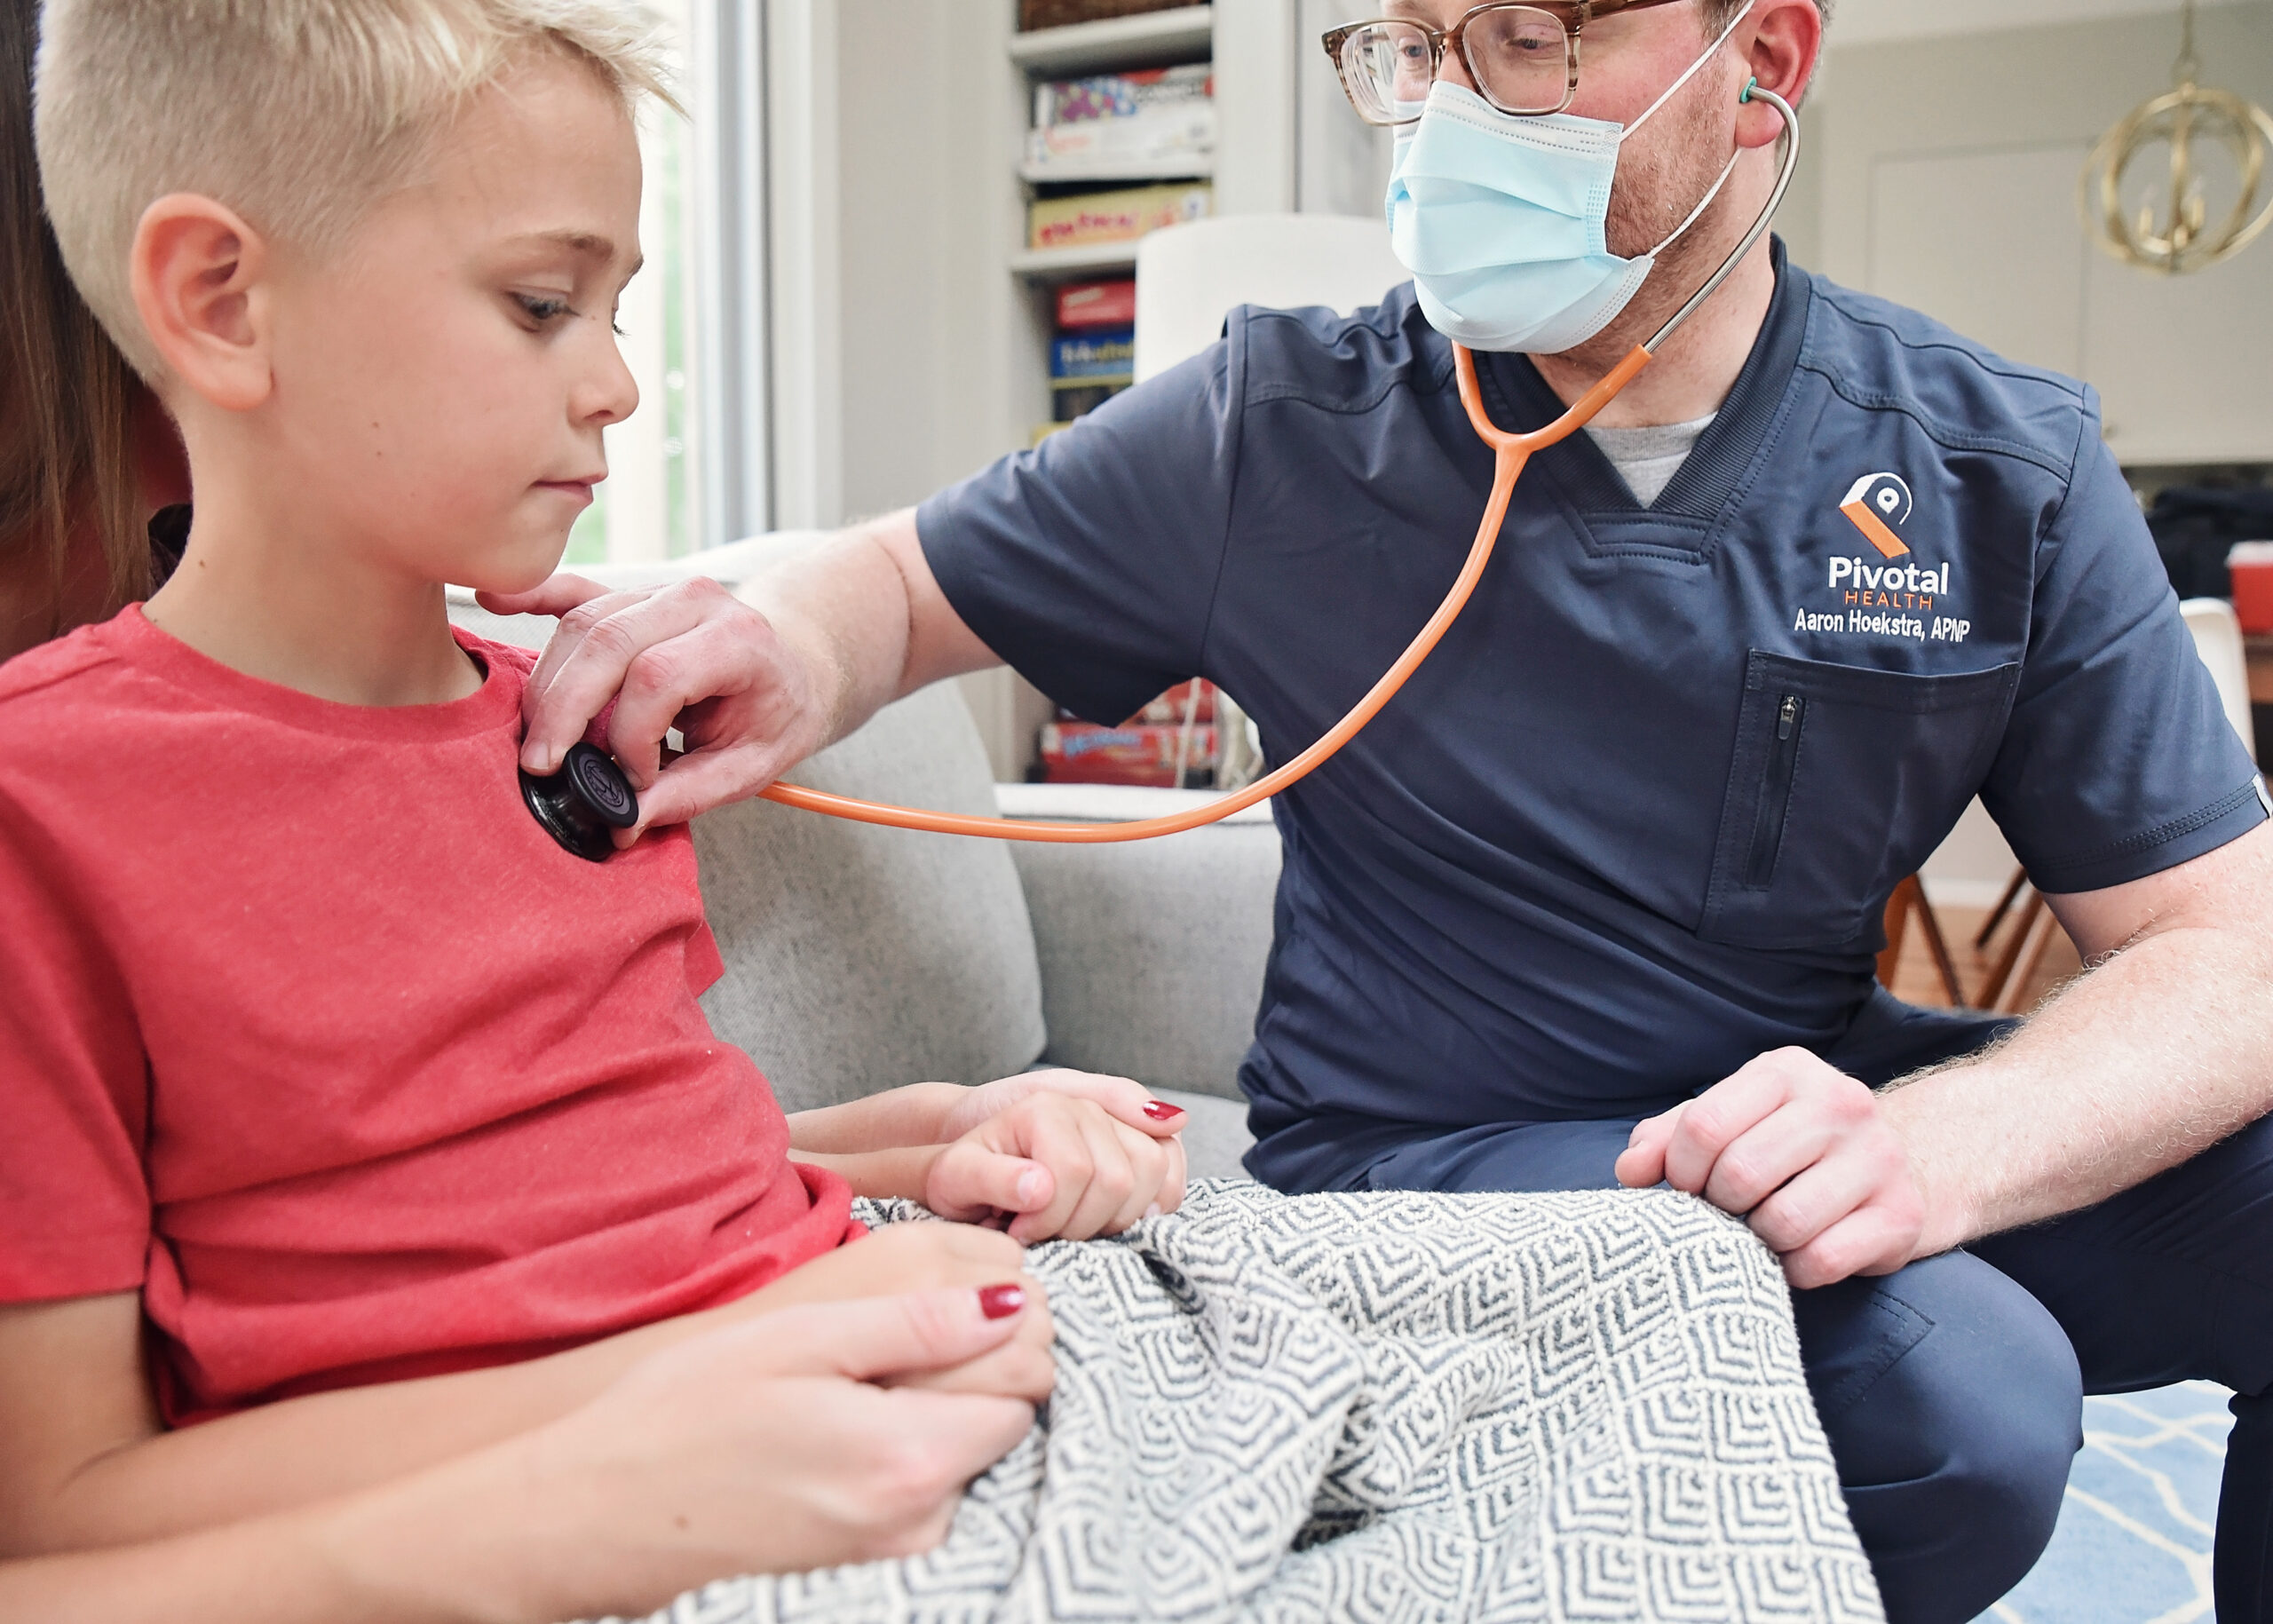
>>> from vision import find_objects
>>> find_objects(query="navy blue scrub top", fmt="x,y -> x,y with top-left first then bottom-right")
918,243 -> 2266,1192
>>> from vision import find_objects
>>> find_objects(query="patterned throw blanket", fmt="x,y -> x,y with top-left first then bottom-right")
622,1182 -> 1884,1624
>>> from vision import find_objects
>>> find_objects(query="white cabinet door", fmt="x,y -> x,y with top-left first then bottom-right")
1865,140 -> 2273,463
2085,243 -> 2273,465
1867,144 -> 2090,377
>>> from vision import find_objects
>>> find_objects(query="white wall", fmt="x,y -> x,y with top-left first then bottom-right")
1810,4 -> 2273,466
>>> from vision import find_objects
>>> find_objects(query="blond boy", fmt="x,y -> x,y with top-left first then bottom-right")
0,0 -> 1182,1563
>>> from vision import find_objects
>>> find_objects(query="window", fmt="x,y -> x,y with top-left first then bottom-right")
566,0 -> 769,565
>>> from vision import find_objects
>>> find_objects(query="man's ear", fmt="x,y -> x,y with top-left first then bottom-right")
129,194 -> 274,414
1738,0 -> 1823,149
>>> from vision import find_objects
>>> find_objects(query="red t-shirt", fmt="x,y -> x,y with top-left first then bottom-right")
0,609 -> 857,1422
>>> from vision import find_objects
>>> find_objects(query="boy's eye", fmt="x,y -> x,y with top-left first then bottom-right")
513,293 -> 576,325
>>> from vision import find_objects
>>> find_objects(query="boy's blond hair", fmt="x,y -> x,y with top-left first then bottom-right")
34,0 -> 670,382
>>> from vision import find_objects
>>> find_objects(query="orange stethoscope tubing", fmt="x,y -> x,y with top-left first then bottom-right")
756,86 -> 1800,845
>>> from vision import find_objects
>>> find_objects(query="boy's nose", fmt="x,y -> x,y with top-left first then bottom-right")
582,336 -> 639,427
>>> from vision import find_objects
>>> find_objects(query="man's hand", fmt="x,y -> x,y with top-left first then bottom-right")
478,574 -> 828,841
1614,1047 -> 1936,1290
479,512 -> 1000,842
929,1075 -> 1188,1245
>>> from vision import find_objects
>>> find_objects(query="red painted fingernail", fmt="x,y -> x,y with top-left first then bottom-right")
1142,1100 -> 1185,1121
978,1284 -> 1026,1320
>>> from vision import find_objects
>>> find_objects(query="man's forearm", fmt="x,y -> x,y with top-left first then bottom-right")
1887,901 -> 2273,1251
736,511 -> 998,754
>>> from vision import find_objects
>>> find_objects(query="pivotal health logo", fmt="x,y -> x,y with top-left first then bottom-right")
1841,472 -> 1913,558
1794,471 -> 1972,644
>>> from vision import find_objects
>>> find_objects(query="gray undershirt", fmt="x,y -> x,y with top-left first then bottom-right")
1587,414 -> 1718,508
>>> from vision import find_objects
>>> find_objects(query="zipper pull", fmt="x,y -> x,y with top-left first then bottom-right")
1777,695 -> 1800,740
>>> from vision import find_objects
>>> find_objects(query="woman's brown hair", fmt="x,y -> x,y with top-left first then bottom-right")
1,0 -> 146,634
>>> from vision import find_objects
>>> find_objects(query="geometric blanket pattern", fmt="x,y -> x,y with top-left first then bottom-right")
614,1181 -> 1885,1624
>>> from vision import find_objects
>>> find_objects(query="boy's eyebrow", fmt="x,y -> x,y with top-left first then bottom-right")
509,229 -> 642,278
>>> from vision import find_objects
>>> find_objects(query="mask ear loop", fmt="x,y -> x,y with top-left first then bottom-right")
1620,0 -> 1759,143
1638,74 -> 1765,259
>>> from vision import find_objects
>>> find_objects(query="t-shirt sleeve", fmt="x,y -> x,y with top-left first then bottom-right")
1979,418 -> 2267,895
0,800 -> 151,1301
916,337 -> 1245,725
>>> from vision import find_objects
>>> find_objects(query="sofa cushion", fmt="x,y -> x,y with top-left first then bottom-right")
1001,787 -> 1279,1105
693,685 -> 1048,1113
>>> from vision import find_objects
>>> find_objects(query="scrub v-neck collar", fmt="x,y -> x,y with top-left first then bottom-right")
1473,237 -> 1810,523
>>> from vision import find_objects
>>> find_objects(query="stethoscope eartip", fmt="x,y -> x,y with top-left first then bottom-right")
522,742 -> 638,862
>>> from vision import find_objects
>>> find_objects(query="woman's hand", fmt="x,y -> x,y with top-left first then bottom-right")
927,1070 -> 1189,1244
735,1221 -> 1055,1402
337,1286 -> 1044,1624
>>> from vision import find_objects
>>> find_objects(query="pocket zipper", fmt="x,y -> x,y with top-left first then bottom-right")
1744,693 -> 1805,887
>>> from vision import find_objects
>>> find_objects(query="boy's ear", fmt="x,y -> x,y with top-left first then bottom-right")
129,194 -> 275,414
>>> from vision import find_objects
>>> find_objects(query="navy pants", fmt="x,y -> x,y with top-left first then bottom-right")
1265,993 -> 2273,1623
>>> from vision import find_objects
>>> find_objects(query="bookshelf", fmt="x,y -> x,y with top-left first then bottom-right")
1007,5 -> 1215,76
963,1 -> 1333,781
1007,242 -> 1148,280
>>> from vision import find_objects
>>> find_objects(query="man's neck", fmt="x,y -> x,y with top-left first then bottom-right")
144,466 -> 481,709
1527,205 -> 1781,432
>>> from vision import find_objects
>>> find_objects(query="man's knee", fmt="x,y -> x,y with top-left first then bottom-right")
1794,1252 -> 2081,1623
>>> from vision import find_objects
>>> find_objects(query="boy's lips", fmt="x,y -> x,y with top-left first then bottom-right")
535,476 -> 601,504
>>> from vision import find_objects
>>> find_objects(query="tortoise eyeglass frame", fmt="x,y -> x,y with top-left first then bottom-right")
1321,0 -> 1699,124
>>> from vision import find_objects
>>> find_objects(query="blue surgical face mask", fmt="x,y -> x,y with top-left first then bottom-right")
1385,2 -> 1754,353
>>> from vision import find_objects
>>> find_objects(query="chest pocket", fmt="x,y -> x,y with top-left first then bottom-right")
1699,652 -> 2021,951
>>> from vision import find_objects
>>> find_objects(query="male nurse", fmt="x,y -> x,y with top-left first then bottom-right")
497,3 -> 2273,1620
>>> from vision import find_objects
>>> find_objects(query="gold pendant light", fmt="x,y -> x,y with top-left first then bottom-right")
2080,0 -> 2273,274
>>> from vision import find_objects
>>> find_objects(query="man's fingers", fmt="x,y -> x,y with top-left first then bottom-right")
1660,1064 -> 1796,1195
598,589 -> 780,785
519,583 -> 717,774
1699,1110 -> 1841,1216
737,1286 -> 1038,1384
614,740 -> 793,842
475,572 -> 613,620
1614,1105 -> 1683,1189
1777,1204 -> 1917,1292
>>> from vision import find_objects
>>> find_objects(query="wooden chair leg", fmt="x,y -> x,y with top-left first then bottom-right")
1910,885 -> 1968,1009
2000,907 -> 2063,1015
1976,867 -> 2031,949
1876,878 -> 1915,990
1975,890 -> 2045,1011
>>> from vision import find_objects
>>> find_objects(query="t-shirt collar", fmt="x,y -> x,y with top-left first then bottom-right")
98,605 -> 523,743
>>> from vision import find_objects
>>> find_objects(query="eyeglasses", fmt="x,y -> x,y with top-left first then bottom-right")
1322,1 -> 1696,125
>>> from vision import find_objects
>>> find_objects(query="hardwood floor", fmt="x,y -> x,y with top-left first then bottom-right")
1884,899 -> 2083,1016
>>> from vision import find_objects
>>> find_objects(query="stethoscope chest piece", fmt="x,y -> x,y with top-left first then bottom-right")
522,743 -> 638,861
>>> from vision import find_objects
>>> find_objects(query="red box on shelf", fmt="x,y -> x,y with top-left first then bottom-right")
1056,279 -> 1137,331
2231,543 -> 2273,635
1124,679 -> 1215,725
1040,721 -> 1218,787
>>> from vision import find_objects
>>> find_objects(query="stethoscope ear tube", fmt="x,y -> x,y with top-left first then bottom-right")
754,89 -> 1800,846
1647,83 -> 1801,354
